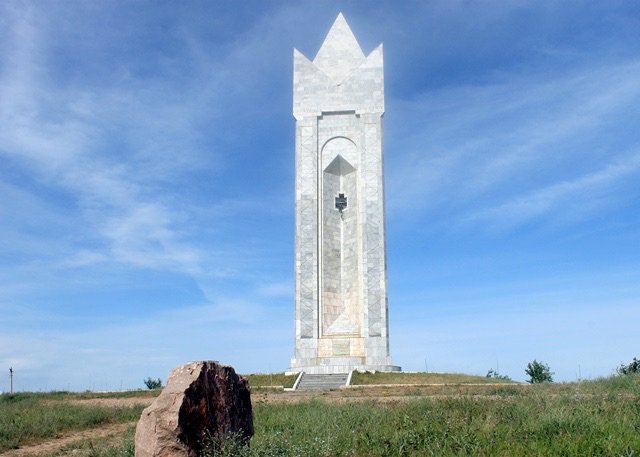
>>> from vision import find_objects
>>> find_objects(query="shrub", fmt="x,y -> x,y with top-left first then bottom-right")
143,377 -> 162,390
525,360 -> 553,384
486,369 -> 511,381
201,431 -> 250,457
617,357 -> 640,375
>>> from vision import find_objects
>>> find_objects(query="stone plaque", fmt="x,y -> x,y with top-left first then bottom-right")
332,340 -> 350,356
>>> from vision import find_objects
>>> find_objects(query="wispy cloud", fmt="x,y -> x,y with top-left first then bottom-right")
387,59 -> 640,232
1,1 -> 638,389
0,296 -> 290,391
0,2 -> 283,293
463,152 -> 640,230
103,203 -> 202,273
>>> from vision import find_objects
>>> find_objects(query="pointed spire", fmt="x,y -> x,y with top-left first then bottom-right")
313,13 -> 365,84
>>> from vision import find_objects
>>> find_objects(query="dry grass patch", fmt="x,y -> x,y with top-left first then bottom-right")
0,392 -> 145,453
243,373 -> 298,389
351,371 -> 516,385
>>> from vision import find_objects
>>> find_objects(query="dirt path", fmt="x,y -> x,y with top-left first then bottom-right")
0,422 -> 134,457
1,397 -> 154,457
67,396 -> 155,408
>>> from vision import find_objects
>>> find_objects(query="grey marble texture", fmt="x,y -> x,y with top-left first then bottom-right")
288,13 -> 399,375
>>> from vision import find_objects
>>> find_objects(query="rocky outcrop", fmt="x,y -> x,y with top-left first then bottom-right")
135,361 -> 253,457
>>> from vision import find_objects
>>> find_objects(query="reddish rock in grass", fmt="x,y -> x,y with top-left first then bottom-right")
135,361 -> 253,457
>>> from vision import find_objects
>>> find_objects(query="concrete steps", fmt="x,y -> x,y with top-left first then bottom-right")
296,373 -> 348,391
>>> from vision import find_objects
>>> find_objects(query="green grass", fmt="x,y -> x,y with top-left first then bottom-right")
5,375 -> 640,456
204,374 -> 640,456
243,373 -> 298,389
0,389 -> 159,401
342,383 -> 527,398
33,425 -> 137,457
351,370 -> 516,385
0,392 -> 145,453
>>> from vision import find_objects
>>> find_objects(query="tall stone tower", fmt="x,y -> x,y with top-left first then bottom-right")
288,13 -> 400,374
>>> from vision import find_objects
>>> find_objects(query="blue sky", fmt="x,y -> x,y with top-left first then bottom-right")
1,0 -> 639,391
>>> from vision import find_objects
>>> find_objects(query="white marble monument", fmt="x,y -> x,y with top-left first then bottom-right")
288,13 -> 400,374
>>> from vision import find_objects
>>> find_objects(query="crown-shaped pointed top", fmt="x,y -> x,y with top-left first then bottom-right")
313,13 -> 366,84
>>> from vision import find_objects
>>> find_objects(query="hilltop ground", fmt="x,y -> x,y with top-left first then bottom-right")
1,372 -> 638,456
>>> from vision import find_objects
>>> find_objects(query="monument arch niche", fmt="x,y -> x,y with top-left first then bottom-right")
321,138 -> 361,338
288,13 -> 400,374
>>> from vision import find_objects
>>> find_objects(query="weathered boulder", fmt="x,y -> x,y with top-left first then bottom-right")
135,361 -> 253,457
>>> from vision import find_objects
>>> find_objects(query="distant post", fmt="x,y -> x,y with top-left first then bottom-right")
9,367 -> 13,394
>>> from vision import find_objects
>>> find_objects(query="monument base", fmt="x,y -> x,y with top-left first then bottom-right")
288,335 -> 399,375
286,365 -> 401,375
286,356 -> 401,375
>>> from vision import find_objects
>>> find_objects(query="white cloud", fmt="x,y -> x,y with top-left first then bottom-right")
103,203 -> 202,273
387,59 -> 640,231
0,2 -> 299,292
0,4 -> 225,292
0,297 -> 290,391
463,152 -> 640,230
1,0 -> 638,390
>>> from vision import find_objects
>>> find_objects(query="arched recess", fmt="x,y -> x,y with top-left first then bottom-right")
320,137 -> 361,336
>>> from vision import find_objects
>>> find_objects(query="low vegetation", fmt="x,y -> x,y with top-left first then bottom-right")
3,373 -> 639,456
525,359 -> 554,384
243,373 -> 298,389
351,370 -> 515,385
31,426 -> 137,457
205,374 -> 640,456
618,356 -> 640,375
485,369 -> 512,381
143,377 -> 162,390
0,391 -> 146,453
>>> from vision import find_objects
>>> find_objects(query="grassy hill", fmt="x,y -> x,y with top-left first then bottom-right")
2,374 -> 638,456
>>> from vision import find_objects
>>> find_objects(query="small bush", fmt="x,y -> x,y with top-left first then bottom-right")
486,369 -> 512,381
143,377 -> 162,390
617,357 -> 640,375
200,432 -> 251,457
525,360 -> 553,384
